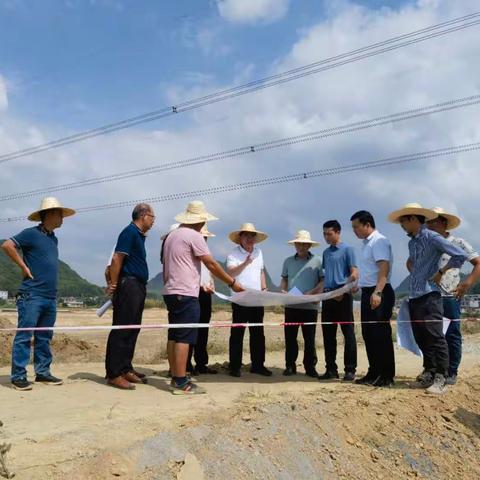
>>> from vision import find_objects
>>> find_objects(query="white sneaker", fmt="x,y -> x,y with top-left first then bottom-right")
426,374 -> 448,395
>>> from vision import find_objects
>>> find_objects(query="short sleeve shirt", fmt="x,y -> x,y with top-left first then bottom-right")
162,227 -> 211,297
438,234 -> 479,296
358,230 -> 393,288
115,223 -> 149,284
11,225 -> 59,299
322,243 -> 357,290
281,253 -> 323,310
226,245 -> 264,291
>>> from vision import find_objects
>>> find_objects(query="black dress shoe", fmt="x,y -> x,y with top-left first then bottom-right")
318,371 -> 339,380
229,369 -> 241,377
283,367 -> 297,376
305,369 -> 319,378
371,376 -> 394,387
354,373 -> 378,385
250,366 -> 273,377
195,366 -> 218,374
343,372 -> 356,382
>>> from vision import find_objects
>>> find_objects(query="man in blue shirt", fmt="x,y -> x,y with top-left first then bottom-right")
280,230 -> 323,378
389,203 -> 468,395
105,203 -> 155,390
316,220 -> 358,381
1,197 -> 76,391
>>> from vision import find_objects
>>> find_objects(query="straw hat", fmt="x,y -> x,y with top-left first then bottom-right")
161,223 -> 179,241
200,224 -> 215,238
288,230 -> 320,247
174,200 -> 218,224
229,223 -> 268,244
428,207 -> 461,230
28,197 -> 76,222
388,203 -> 438,224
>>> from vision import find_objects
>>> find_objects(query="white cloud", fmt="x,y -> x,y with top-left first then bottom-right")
217,0 -> 290,25
1,0 -> 480,288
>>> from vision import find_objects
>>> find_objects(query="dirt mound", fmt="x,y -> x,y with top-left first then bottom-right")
0,317 -> 13,366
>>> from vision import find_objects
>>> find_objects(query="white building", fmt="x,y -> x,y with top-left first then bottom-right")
0,291 -> 8,301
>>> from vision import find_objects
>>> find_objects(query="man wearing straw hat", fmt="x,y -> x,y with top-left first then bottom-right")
350,210 -> 395,387
425,207 -> 480,385
227,223 -> 272,377
186,224 -> 219,375
163,201 -> 243,394
388,203 -> 468,394
105,203 -> 155,390
280,230 -> 323,378
1,197 -> 75,391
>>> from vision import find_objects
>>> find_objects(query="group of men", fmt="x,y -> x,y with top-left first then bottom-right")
2,198 -> 479,396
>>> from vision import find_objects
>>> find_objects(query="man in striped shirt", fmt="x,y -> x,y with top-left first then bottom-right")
389,203 -> 467,395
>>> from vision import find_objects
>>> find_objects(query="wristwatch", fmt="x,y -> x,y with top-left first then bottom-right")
374,291 -> 383,297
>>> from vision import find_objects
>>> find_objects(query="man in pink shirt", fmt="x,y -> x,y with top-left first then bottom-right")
162,201 -> 243,395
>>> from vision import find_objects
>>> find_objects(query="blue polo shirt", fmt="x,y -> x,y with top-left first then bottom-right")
11,225 -> 59,299
115,222 -> 148,284
322,243 -> 357,290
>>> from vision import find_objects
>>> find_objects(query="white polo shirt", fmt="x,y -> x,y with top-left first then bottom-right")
226,245 -> 264,291
359,230 -> 393,288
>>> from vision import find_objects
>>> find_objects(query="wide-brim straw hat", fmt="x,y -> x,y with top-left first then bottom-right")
174,200 -> 218,224
427,207 -> 461,230
229,223 -> 268,244
28,197 -> 76,222
388,203 -> 438,224
161,223 -> 179,241
288,230 -> 320,247
200,224 -> 215,238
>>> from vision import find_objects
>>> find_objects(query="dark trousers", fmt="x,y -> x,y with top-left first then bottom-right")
284,308 -> 318,371
229,304 -> 265,371
360,284 -> 395,379
409,292 -> 449,376
321,293 -> 357,373
443,297 -> 462,376
105,276 -> 146,379
187,290 -> 212,370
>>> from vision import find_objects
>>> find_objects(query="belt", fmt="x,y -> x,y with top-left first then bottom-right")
120,275 -> 147,286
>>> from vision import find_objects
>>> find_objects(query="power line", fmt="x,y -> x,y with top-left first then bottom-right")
1,142 -> 478,223
1,93 -> 478,202
1,12 -> 479,165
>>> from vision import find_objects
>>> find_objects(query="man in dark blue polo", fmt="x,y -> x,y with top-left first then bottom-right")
1,197 -> 76,391
105,203 -> 155,390
318,220 -> 358,382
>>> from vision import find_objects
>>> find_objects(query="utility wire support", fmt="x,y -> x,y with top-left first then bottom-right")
0,12 -> 479,165
1,142 -> 479,222
1,93 -> 479,202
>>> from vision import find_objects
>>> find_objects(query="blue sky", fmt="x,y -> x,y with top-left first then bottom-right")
1,0 -> 479,287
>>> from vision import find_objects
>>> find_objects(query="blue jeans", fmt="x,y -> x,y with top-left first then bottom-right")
443,297 -> 462,376
11,294 -> 57,381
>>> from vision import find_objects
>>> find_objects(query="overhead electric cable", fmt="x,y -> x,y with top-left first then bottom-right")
0,12 -> 479,165
1,142 -> 478,223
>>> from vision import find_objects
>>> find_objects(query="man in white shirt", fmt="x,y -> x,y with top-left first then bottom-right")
426,207 -> 480,385
226,223 -> 272,377
351,210 -> 395,387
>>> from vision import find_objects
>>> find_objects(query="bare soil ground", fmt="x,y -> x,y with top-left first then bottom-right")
0,308 -> 479,479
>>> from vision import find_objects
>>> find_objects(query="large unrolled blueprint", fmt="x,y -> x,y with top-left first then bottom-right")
214,283 -> 354,307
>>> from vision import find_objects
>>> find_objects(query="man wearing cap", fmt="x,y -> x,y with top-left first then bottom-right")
280,230 -> 323,378
162,201 -> 243,394
186,225 -> 218,375
227,223 -> 272,377
389,203 -> 468,394
350,210 -> 395,387
426,207 -> 480,385
317,220 -> 358,382
1,197 -> 75,391
105,203 -> 155,389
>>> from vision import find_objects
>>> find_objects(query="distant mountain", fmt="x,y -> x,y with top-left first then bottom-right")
147,260 -> 280,300
0,241 -> 103,298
